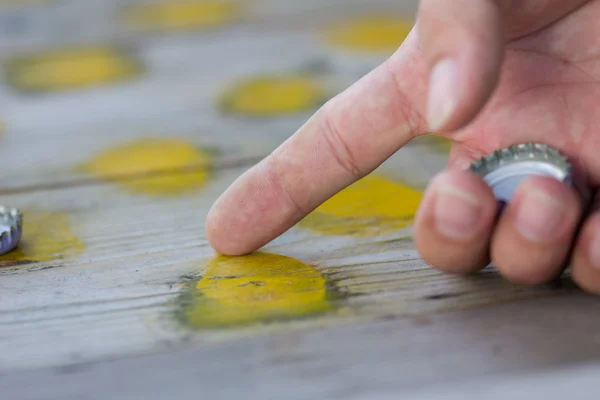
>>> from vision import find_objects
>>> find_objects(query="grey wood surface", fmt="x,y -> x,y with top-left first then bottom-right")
2,293 -> 600,399
2,0 -> 600,398
0,155 -> 539,373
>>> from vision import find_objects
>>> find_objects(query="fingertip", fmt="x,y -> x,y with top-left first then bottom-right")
491,176 -> 581,285
204,156 -> 310,257
508,175 -> 581,244
206,197 -> 245,256
415,169 -> 497,273
204,166 -> 270,256
418,0 -> 504,132
571,213 -> 600,296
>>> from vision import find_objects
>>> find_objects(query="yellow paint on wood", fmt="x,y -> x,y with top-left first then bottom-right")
121,0 -> 239,31
413,135 -> 452,153
0,210 -> 84,262
181,252 -> 333,328
220,75 -> 327,116
432,135 -> 452,152
78,138 -> 212,196
323,16 -> 413,53
299,174 -> 423,237
4,46 -> 143,92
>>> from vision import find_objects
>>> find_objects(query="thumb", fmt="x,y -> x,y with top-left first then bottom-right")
417,0 -> 505,133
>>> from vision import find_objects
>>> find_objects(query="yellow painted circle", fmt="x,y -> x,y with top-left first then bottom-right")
182,252 -> 332,328
323,16 -> 413,53
299,174 -> 423,237
0,210 -> 85,262
121,0 -> 240,31
5,46 -> 143,92
220,75 -> 327,116
79,138 -> 212,196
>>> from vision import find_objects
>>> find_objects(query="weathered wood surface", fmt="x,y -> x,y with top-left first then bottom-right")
0,158 -> 590,376
1,0 -> 600,398
0,0 -> 427,190
0,0 -> 418,131
2,294 -> 600,400
0,120 -> 447,192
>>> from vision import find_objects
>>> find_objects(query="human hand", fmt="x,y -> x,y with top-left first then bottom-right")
206,0 -> 600,294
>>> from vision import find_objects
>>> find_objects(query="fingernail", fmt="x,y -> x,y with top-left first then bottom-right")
434,184 -> 481,239
515,186 -> 566,242
588,229 -> 600,270
427,58 -> 459,131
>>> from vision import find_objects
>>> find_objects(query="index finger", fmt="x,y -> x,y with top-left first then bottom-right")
206,33 -> 429,255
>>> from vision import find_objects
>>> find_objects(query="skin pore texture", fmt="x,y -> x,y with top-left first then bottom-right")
206,0 -> 600,295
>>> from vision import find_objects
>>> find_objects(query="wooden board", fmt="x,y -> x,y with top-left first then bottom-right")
0,0 -> 433,190
0,0 -> 418,131
0,156 -> 585,374
1,0 -> 600,398
2,294 -> 599,399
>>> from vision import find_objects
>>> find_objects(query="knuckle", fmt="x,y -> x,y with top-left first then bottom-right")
264,153 -> 309,215
384,63 -> 426,135
321,111 -> 365,180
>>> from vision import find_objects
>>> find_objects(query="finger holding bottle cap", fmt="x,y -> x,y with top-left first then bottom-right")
415,142 -> 584,285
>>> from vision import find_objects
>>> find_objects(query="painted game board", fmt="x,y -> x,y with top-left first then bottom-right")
0,2 -> 596,399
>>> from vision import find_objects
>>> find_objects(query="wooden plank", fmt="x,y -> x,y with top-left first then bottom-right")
0,109 -> 449,192
0,0 -> 432,191
1,28 -> 343,130
0,0 -> 418,54
1,293 -> 598,400
0,152 -> 582,374
0,0 -> 418,135
3,1 -> 595,398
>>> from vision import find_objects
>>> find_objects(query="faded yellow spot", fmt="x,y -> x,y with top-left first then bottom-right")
432,135 -> 452,152
220,75 -> 326,116
299,174 -> 423,237
0,210 -> 84,262
122,0 -> 239,31
323,16 -> 413,53
79,138 -> 211,196
182,252 -> 332,328
5,46 -> 142,92
412,135 -> 452,153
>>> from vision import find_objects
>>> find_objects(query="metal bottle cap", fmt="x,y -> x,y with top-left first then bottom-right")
468,143 -> 573,205
0,205 -> 22,255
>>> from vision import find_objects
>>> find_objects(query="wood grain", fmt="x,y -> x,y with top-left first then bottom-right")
0,159 -> 582,374
0,0 -> 418,54
0,0 -> 423,191
2,294 -> 599,399
2,0 -> 597,398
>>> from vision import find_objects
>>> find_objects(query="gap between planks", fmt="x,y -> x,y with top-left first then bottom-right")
0,153 -> 264,195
